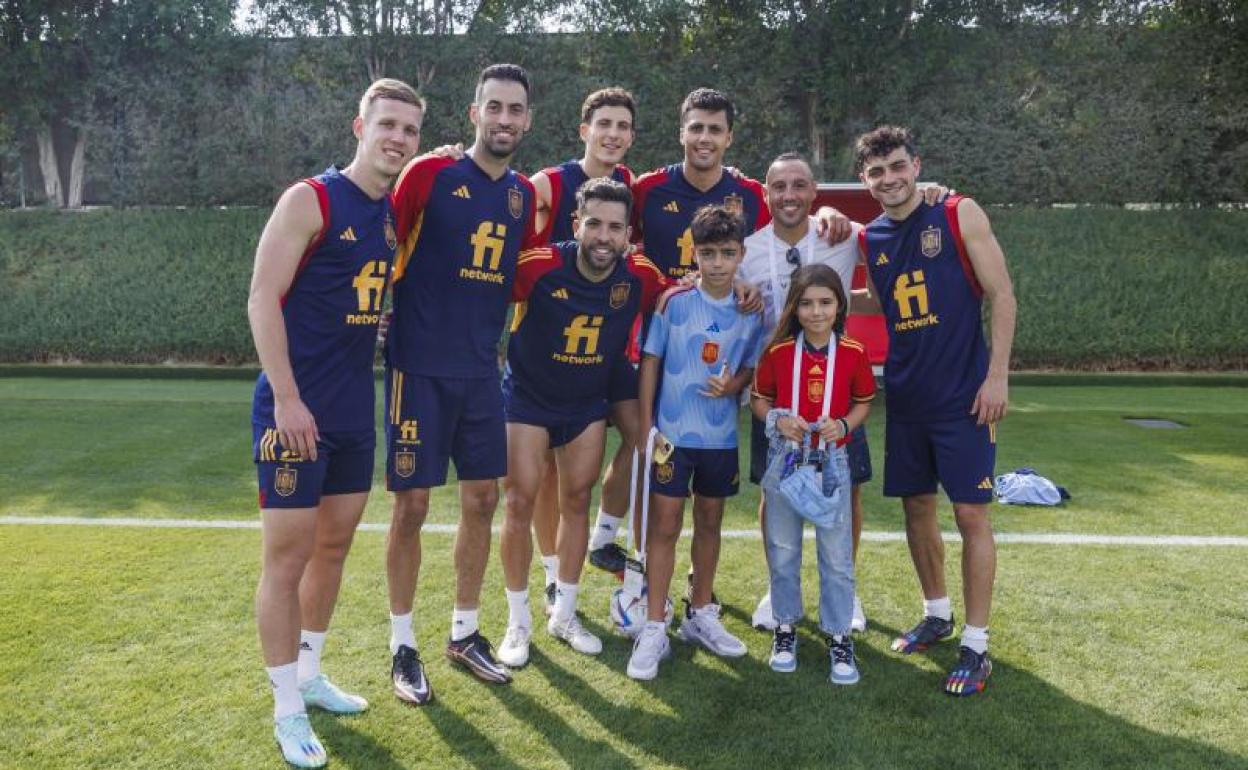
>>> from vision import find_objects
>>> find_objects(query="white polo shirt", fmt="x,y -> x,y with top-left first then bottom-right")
739,217 -> 862,338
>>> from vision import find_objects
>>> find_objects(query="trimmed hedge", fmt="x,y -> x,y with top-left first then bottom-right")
0,207 -> 1245,369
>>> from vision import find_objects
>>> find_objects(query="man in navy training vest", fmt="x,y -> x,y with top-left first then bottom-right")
248,79 -> 424,768
856,125 -> 1016,697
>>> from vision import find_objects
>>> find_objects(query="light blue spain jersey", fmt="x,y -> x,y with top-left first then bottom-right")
644,285 -> 764,449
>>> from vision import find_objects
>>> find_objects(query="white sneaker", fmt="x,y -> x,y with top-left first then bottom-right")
626,622 -> 670,680
851,595 -> 867,633
498,625 -> 532,668
547,614 -> 602,656
274,712 -> 327,768
299,673 -> 368,714
677,603 -> 747,657
752,592 -> 777,631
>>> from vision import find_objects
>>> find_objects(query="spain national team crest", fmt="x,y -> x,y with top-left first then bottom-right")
384,213 -> 397,250
508,188 -> 524,220
656,462 -> 675,484
921,226 -> 942,258
609,282 -> 631,309
275,466 -> 298,497
723,193 -> 743,216
807,378 -> 825,403
395,450 -> 416,478
701,341 -> 720,364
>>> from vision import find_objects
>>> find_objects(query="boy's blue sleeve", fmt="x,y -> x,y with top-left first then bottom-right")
743,316 -> 765,368
643,308 -> 669,359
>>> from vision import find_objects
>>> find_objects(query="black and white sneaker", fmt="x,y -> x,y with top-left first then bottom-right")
588,542 -> 629,577
392,645 -> 433,705
445,631 -> 512,684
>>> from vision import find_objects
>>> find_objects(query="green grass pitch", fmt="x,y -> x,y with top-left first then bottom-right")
1,376 -> 1246,769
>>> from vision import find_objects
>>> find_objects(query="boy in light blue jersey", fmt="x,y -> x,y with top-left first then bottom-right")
629,205 -> 763,681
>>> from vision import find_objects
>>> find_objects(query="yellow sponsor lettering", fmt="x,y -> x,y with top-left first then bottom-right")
894,269 -> 930,320
562,315 -> 603,355
469,221 -> 507,271
353,260 -> 387,312
458,267 -> 507,284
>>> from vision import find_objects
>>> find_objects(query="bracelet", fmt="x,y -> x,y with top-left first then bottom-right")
837,417 -> 850,436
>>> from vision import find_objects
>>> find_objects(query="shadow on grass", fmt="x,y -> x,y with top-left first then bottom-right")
419,698 -> 527,770
519,616 -> 1244,770
310,713 -> 410,770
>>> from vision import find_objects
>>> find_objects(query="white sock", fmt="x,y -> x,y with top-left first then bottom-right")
266,662 -> 304,720
451,608 -> 479,641
923,596 -> 953,621
588,510 -> 623,550
553,580 -> 579,623
506,588 -> 532,630
296,630 -> 326,684
389,612 -> 416,654
961,624 -> 989,654
540,555 -> 559,588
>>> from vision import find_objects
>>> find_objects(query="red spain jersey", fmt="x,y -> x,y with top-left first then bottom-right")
752,335 -> 876,447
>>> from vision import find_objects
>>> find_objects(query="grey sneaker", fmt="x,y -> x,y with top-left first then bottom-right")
677,603 -> 746,657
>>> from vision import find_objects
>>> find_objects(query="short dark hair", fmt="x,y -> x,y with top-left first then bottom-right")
581,87 -> 636,126
576,177 -> 633,221
475,63 -> 530,103
690,204 -> 746,246
680,88 -> 734,130
854,125 -> 917,173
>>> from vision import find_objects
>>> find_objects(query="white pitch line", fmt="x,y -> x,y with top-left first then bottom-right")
1,516 -> 1246,547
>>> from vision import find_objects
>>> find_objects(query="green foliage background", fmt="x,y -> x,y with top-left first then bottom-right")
1,207 -> 1243,368
2,1 -> 1247,207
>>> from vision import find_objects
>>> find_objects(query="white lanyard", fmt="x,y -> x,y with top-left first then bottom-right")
790,331 -> 835,450
766,225 -> 814,319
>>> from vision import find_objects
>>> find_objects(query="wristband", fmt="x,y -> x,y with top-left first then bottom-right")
837,417 -> 850,437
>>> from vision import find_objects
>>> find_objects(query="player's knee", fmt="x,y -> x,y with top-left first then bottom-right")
391,492 -> 430,536
954,506 -> 994,538
463,486 -> 499,516
650,514 -> 682,544
263,543 -> 313,586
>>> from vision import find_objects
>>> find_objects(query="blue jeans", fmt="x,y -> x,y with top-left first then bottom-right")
763,444 -> 855,636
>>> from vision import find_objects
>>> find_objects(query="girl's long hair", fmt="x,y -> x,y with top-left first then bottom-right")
766,264 -> 849,352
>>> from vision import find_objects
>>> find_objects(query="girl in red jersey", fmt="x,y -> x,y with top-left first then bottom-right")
750,264 -> 875,683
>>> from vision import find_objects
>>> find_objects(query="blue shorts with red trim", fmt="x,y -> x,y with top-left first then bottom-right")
883,416 -> 997,504
651,446 -> 740,499
385,368 -> 506,490
253,423 -> 374,509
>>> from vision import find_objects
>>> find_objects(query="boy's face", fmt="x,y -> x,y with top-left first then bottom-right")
694,238 -> 743,291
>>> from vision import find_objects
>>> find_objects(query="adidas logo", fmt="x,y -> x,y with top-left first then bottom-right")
875,252 -> 889,266
705,321 -> 721,333
452,185 -> 471,199
551,288 -> 569,300
339,227 -> 358,242
810,364 -> 823,375
978,477 -> 994,490
663,201 -> 679,213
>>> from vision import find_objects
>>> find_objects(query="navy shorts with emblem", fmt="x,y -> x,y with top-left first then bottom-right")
253,423 -> 374,509
385,368 -> 506,490
651,446 -> 740,498
750,417 -> 872,486
883,416 -> 997,504
502,375 -> 607,450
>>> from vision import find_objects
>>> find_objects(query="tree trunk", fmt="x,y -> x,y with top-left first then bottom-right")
67,129 -> 87,209
36,124 -> 64,207
803,91 -> 825,179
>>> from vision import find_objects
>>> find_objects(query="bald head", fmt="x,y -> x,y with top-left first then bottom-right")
766,153 -> 816,229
